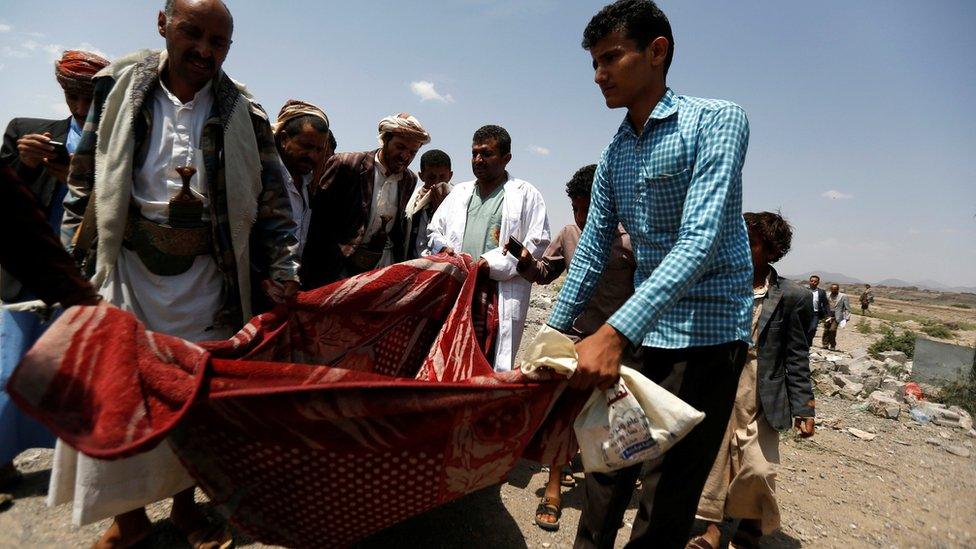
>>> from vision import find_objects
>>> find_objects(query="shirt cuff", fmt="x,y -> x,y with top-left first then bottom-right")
606,305 -> 647,348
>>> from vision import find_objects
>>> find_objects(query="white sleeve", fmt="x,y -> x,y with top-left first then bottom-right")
482,187 -> 550,281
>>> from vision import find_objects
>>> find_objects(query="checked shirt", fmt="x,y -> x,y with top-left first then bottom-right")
549,89 -> 753,349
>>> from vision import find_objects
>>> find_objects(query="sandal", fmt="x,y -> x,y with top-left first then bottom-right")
686,535 -> 717,549
533,495 -> 562,532
560,472 -> 577,488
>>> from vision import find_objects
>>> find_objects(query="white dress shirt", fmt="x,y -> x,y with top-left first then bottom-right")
280,159 -> 311,257
99,79 -> 230,342
365,153 -> 399,267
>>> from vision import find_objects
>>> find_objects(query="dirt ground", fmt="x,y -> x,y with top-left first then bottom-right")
1,283 -> 974,548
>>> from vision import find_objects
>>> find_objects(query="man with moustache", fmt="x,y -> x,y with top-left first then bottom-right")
272,99 -> 331,257
427,125 -> 550,372
301,113 -> 430,288
56,0 -> 300,546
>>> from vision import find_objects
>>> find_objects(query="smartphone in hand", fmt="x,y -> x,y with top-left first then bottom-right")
507,235 -> 525,257
47,140 -> 70,165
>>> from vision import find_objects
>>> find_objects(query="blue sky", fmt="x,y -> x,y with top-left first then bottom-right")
1,1 -> 973,286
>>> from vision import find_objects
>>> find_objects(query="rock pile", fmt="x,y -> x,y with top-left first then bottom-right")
810,349 -> 976,441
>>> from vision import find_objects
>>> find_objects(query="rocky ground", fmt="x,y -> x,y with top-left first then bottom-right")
1,281 -> 974,548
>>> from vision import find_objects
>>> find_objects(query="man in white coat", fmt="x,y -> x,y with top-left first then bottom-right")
427,125 -> 550,372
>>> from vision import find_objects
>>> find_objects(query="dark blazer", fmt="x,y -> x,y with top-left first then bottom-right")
0,167 -> 96,307
808,286 -> 830,319
301,149 -> 416,289
0,116 -> 71,302
756,269 -> 817,431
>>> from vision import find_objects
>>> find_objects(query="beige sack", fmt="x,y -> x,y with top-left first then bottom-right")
522,326 -> 705,473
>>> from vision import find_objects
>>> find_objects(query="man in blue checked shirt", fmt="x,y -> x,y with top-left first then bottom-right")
547,1 -> 753,547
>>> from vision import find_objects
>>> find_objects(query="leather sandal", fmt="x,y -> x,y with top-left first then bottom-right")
533,495 -> 562,531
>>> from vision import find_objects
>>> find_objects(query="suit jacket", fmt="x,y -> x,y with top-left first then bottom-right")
827,292 -> 851,323
807,286 -> 830,319
302,149 -> 416,288
0,116 -> 71,302
0,167 -> 97,306
757,270 -> 816,431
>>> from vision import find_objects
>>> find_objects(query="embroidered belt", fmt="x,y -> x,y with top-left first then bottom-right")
123,213 -> 213,276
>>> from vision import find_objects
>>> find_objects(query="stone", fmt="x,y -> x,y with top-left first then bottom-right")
946,445 -> 972,458
850,349 -> 870,362
849,358 -> 883,377
939,409 -> 962,421
932,417 -> 962,429
883,358 -> 906,373
867,391 -> 902,420
813,373 -> 834,387
926,437 -> 942,446
848,428 -> 877,441
878,350 -> 908,365
839,382 -> 864,400
832,373 -> 854,387
861,375 -> 882,396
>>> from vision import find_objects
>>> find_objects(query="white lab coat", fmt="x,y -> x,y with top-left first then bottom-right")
427,175 -> 550,372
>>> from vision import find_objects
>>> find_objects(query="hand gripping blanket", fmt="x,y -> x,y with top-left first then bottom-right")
8,255 -> 585,547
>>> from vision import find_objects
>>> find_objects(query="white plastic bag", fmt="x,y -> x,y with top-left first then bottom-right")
522,326 -> 705,473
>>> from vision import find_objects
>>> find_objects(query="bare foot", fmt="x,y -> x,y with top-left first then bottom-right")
91,509 -> 151,549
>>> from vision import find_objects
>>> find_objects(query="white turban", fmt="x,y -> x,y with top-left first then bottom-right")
377,112 -> 430,145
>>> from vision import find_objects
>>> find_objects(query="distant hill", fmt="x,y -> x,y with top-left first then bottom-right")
784,271 -> 866,285
876,278 -> 917,288
785,272 -> 976,295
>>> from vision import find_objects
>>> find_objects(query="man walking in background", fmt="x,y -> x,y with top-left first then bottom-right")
806,275 -> 830,346
859,283 -> 874,316
823,283 -> 850,350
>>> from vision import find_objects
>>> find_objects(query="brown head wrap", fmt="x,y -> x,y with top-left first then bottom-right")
377,113 -> 430,145
272,99 -> 330,135
55,50 -> 110,95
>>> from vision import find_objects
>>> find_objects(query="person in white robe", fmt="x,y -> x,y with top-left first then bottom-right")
427,125 -> 550,372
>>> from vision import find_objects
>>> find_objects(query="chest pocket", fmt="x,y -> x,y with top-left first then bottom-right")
644,167 -> 692,230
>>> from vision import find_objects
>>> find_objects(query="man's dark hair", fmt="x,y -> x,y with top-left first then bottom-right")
328,130 -> 337,152
566,164 -> 597,199
582,0 -> 674,76
420,149 -> 451,172
744,211 -> 793,263
276,115 -> 329,148
472,125 -> 511,156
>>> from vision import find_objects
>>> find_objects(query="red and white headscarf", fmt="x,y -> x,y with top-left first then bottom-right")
54,50 -> 110,95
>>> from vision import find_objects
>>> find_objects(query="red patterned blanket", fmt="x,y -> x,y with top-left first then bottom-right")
8,254 -> 584,547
